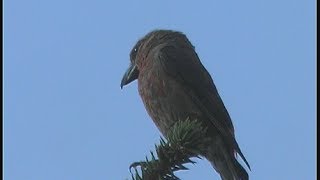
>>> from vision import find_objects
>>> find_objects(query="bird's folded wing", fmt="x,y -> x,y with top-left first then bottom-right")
156,44 -> 250,170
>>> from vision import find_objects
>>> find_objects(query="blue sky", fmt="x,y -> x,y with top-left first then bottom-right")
4,0 -> 316,180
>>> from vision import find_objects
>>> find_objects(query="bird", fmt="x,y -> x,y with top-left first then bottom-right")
121,29 -> 250,180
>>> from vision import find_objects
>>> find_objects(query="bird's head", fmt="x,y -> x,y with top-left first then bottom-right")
120,29 -> 190,89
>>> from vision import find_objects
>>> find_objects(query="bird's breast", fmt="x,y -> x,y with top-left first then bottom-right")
138,69 -> 200,136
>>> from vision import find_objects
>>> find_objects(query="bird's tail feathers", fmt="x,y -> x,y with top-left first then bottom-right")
206,139 -> 249,180
233,139 -> 251,171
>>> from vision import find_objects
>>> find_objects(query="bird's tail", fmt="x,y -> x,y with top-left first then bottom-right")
205,138 -> 249,180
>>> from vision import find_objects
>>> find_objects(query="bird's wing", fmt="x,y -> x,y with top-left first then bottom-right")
156,44 -> 250,170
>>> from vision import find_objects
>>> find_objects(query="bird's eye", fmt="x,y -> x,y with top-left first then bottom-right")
132,47 -> 139,57
130,47 -> 139,63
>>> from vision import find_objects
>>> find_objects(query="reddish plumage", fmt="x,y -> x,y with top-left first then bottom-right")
121,30 -> 250,180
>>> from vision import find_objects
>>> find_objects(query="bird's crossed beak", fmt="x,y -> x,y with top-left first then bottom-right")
120,63 -> 139,89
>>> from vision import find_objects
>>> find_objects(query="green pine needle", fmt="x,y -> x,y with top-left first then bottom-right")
129,119 -> 210,180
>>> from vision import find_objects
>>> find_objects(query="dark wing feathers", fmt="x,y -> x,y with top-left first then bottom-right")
157,44 -> 250,170
157,44 -> 234,136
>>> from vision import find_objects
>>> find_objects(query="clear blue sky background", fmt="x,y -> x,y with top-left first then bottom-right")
4,0 -> 316,179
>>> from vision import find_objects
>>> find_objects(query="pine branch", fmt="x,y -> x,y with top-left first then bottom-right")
129,118 -> 210,180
